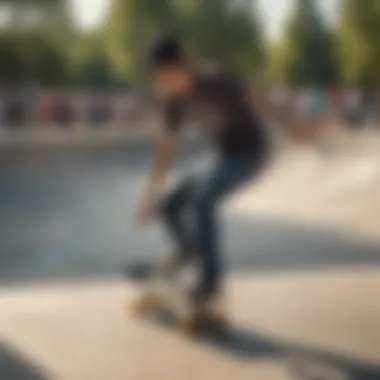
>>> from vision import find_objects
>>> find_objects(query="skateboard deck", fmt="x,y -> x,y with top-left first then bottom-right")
124,261 -> 227,334
129,289 -> 228,335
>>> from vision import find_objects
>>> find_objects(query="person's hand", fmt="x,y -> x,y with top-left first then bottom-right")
136,195 -> 156,228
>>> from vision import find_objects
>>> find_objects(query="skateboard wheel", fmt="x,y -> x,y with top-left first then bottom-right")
128,297 -> 147,317
205,297 -> 228,327
129,292 -> 161,317
207,313 -> 228,329
179,315 -> 198,336
179,312 -> 227,335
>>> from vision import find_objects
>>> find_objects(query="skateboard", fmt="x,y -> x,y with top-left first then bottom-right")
125,261 -> 228,335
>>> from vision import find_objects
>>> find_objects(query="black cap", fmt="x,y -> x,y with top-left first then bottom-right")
147,34 -> 186,68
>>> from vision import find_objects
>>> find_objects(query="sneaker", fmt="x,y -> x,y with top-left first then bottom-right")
160,251 -> 194,278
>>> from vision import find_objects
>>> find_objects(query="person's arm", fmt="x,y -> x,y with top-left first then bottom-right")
136,98 -> 182,227
141,131 -> 179,202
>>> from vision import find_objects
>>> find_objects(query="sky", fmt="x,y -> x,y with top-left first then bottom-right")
259,0 -> 339,37
69,0 -> 109,29
70,0 -> 339,39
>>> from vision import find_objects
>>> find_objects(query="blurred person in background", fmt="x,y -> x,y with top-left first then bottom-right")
75,91 -> 92,130
126,93 -> 146,125
270,86 -> 289,109
309,86 -> 328,127
89,93 -> 111,129
5,89 -> 26,129
35,92 -> 46,126
301,86 -> 326,132
327,86 -> 344,125
114,92 -> 140,128
0,88 -> 5,129
277,86 -> 327,146
66,92 -> 81,130
291,86 -> 331,154
135,35 -> 273,319
287,87 -> 309,141
36,91 -> 58,127
54,94 -> 74,129
362,88 -> 377,126
343,87 -> 363,130
376,90 -> 380,127
22,81 -> 40,127
112,92 -> 125,128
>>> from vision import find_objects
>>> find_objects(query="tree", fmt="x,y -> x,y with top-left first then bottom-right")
0,0 -> 71,32
0,0 -> 72,85
338,0 -> 380,85
184,0 -> 265,80
266,41 -> 288,84
105,0 -> 265,83
105,0 -> 178,83
280,0 -> 337,85
0,36 -> 23,82
76,44 -> 115,90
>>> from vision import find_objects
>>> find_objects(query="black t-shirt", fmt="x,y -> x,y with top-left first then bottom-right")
163,70 -> 269,159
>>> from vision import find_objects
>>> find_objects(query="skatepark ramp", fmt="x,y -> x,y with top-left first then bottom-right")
230,130 -> 380,242
1,130 -> 380,379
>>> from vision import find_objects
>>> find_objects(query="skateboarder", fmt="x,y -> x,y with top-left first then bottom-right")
136,35 -> 270,314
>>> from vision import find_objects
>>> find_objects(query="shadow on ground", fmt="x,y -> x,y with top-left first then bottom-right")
177,323 -> 380,380
0,342 -> 51,380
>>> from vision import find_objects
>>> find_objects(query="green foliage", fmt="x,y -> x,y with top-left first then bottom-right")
186,0 -> 265,80
75,43 -> 115,89
0,33 -> 69,85
2,0 -> 380,88
24,35 -> 69,85
105,0 -> 265,83
338,0 -> 380,85
0,36 -> 24,83
265,41 -> 288,84
279,0 -> 338,85
0,0 -> 72,85
105,0 -> 178,83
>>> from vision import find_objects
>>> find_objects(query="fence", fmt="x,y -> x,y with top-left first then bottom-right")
0,87 -> 378,132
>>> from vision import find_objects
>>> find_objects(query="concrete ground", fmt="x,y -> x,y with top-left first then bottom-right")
230,129 -> 380,242
0,133 -> 380,379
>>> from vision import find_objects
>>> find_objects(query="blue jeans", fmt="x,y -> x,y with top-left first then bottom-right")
160,156 -> 260,299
